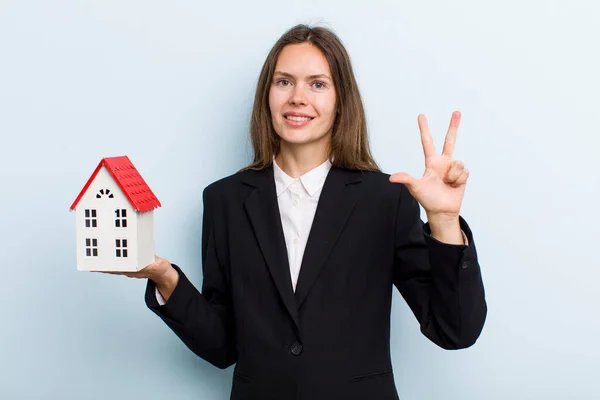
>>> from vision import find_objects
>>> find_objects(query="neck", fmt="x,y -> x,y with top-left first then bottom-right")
275,142 -> 330,178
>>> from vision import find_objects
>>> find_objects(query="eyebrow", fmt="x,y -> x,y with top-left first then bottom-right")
273,71 -> 332,81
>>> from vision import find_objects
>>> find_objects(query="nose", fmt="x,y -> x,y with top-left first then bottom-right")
289,85 -> 307,106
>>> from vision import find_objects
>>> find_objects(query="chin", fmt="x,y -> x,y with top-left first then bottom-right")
278,128 -> 329,145
279,132 -> 323,146
280,137 -> 314,146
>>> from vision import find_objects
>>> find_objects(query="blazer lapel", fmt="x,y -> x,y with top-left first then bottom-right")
294,167 -> 363,309
243,166 -> 300,331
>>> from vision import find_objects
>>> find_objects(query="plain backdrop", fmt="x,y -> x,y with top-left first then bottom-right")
1,1 -> 598,399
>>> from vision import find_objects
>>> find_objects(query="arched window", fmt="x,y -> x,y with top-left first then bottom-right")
96,189 -> 114,199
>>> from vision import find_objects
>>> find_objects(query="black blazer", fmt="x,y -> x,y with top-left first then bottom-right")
145,164 -> 487,400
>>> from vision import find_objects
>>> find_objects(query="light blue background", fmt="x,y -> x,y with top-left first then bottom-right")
1,0 -> 598,399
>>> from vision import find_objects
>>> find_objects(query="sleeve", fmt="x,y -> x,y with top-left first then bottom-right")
155,287 -> 166,306
392,184 -> 487,350
144,187 -> 237,369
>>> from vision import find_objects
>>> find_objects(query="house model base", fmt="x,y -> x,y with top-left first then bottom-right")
70,156 -> 162,272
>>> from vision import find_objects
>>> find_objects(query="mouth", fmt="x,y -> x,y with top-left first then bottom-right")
283,114 -> 314,127
284,115 -> 315,122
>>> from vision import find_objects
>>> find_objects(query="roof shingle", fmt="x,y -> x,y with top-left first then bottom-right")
70,156 -> 161,213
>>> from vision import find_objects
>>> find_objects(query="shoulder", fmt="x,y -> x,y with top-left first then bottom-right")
202,167 -> 268,202
356,169 -> 404,195
353,169 -> 414,215
357,169 -> 391,184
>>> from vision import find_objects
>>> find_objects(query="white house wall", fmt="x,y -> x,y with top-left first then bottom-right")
136,210 -> 155,270
75,166 -> 139,271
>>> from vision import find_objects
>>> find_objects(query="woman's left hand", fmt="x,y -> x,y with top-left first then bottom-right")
390,111 -> 469,220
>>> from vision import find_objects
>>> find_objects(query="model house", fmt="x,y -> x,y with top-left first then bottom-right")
70,156 -> 161,271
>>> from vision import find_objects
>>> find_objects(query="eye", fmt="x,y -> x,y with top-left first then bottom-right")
312,81 -> 327,90
277,79 -> 291,87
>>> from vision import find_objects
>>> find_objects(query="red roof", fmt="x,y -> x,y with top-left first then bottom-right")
70,156 -> 161,213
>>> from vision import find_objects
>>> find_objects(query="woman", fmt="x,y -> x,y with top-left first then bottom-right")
111,24 -> 486,399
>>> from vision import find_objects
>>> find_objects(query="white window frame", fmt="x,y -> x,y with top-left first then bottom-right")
115,209 -> 128,228
115,238 -> 128,258
85,238 -> 98,258
84,209 -> 98,228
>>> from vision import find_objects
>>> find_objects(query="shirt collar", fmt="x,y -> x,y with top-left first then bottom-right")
273,156 -> 332,197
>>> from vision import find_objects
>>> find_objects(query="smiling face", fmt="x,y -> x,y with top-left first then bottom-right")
268,42 -> 337,152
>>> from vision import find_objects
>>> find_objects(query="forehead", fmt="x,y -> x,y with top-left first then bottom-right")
275,43 -> 331,76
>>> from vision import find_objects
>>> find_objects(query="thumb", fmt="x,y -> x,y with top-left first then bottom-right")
389,172 -> 417,187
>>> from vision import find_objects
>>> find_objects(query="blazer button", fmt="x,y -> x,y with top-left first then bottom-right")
290,341 -> 303,356
461,260 -> 471,269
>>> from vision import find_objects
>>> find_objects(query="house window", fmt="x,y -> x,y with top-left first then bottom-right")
84,209 -> 97,228
115,239 -> 128,258
85,238 -> 98,257
115,209 -> 127,227
96,188 -> 114,199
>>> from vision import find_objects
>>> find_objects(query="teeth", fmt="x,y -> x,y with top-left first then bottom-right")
285,115 -> 313,122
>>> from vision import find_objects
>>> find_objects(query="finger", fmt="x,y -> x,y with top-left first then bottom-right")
451,168 -> 469,187
443,160 -> 465,184
389,172 -> 418,188
418,114 -> 436,159
442,111 -> 461,157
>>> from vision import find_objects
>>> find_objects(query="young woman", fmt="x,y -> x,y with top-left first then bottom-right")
110,24 -> 486,399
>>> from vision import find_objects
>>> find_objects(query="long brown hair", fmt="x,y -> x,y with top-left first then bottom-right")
240,24 -> 380,172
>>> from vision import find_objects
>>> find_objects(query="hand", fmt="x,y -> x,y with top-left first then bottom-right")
94,255 -> 174,284
390,111 -> 469,220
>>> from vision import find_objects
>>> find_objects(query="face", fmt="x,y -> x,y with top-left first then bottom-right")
268,42 -> 337,151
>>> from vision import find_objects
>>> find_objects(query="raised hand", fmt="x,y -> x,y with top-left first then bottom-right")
389,111 -> 469,221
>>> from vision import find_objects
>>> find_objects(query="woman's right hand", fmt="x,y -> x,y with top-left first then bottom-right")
94,255 -> 179,301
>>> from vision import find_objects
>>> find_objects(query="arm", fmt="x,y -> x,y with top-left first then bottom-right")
145,187 -> 237,369
428,214 -> 465,245
152,263 -> 179,303
392,185 -> 487,349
